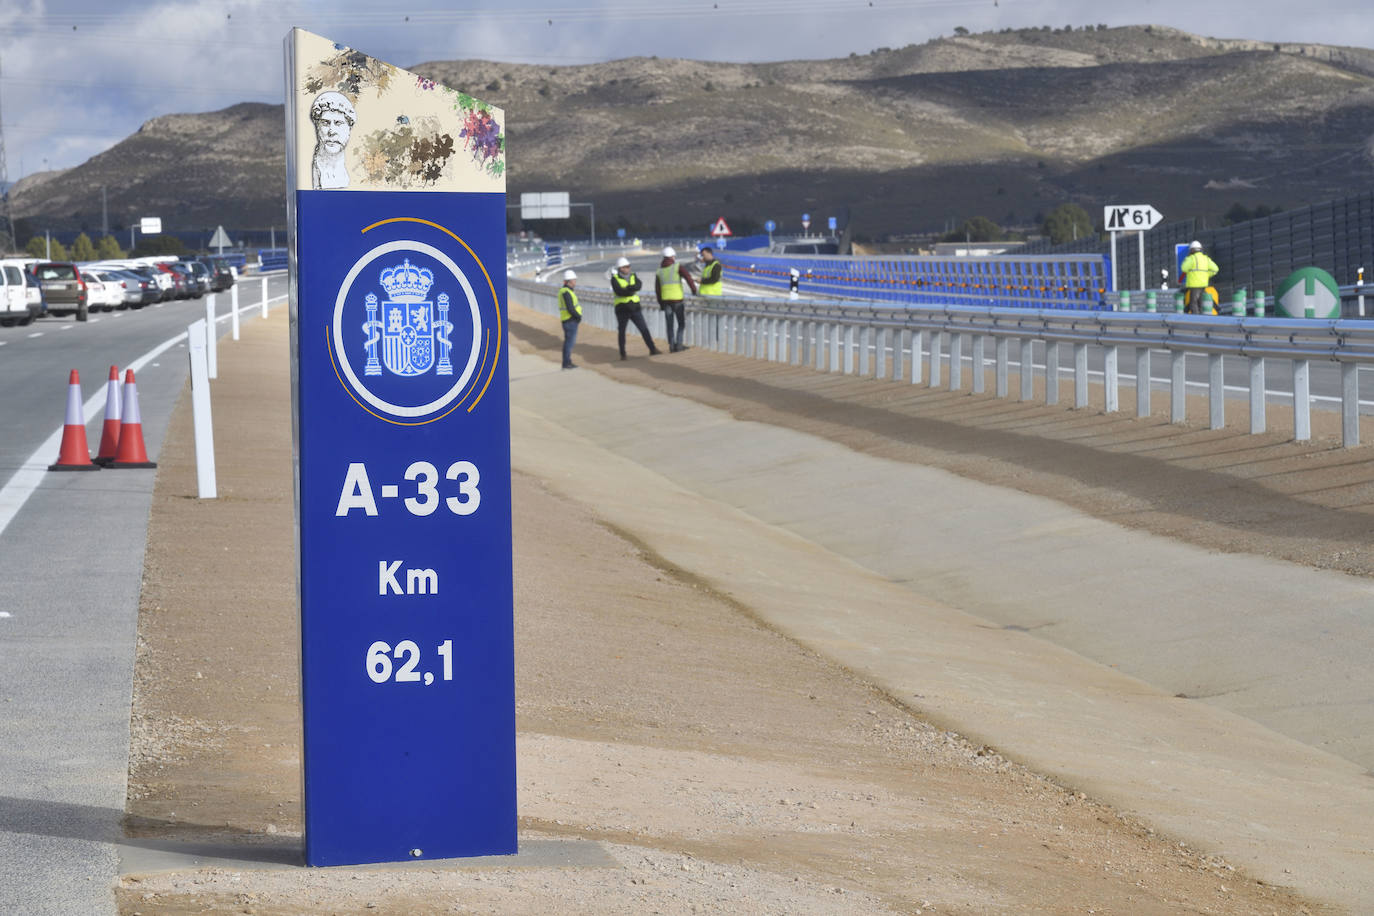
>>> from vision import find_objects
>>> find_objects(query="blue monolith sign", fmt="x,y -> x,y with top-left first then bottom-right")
286,28 -> 513,867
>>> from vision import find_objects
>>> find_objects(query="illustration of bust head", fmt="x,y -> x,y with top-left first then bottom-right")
309,91 -> 356,189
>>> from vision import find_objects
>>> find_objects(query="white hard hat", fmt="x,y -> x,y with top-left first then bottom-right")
789,267 -> 800,277
662,246 -> 676,258
614,257 -> 630,268
1188,240 -> 1202,251
562,269 -> 577,281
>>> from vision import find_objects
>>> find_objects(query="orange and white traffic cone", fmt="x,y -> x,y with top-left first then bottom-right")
94,365 -> 122,467
111,369 -> 157,469
48,369 -> 100,471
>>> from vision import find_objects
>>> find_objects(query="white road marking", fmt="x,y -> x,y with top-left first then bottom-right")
0,287 -> 287,541
27,332 -> 42,338
60,324 -> 74,330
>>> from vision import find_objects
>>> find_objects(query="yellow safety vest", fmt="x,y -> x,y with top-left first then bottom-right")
611,271 -> 640,306
698,260 -> 723,296
1180,252 -> 1219,289
656,263 -> 684,302
558,286 -> 580,321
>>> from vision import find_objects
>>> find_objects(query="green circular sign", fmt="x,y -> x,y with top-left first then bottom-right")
1275,267 -> 1340,319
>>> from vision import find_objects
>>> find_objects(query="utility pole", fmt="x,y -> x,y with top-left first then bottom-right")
0,54 -> 17,253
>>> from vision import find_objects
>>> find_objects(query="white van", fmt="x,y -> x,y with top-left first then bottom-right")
0,260 -> 38,326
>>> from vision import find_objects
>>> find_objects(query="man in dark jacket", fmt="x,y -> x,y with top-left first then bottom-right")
654,246 -> 697,352
610,257 -> 660,359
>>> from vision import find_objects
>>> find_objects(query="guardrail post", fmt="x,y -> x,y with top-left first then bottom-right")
1342,362 -> 1359,447
813,322 -> 824,370
1249,357 -> 1266,434
1104,346 -> 1119,412
996,337 -> 1009,397
843,324 -> 856,374
949,333 -> 964,391
875,327 -> 887,379
1019,338 -> 1034,401
858,325 -> 870,376
911,329 -> 924,384
830,323 -> 842,373
1171,351 -> 1187,422
1232,291 -> 1246,317
1119,290 -> 1131,313
231,284 -> 240,341
928,330 -> 943,388
1293,359 -> 1311,441
187,318 -> 216,500
777,318 -> 788,363
1174,292 -> 1185,313
891,329 -> 905,380
1136,347 -> 1151,417
1145,291 -> 1157,313
1209,354 -> 1225,429
1255,291 -> 1266,318
1045,341 -> 1059,405
972,335 -> 986,394
1074,343 -> 1088,407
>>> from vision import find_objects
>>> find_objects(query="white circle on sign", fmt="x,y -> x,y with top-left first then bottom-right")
331,239 -> 483,419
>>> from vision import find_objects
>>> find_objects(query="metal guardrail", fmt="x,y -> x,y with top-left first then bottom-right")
510,278 -> 1374,448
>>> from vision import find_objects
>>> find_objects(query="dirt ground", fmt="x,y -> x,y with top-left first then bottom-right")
116,306 -> 1348,914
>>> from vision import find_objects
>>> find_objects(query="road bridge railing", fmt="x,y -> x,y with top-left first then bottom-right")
509,278 -> 1374,448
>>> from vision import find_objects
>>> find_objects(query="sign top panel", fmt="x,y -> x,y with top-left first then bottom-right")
287,29 -> 505,194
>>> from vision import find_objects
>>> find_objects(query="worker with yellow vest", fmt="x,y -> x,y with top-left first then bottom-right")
1179,240 -> 1220,315
610,257 -> 660,360
697,245 -> 724,296
557,269 -> 581,369
655,246 -> 698,352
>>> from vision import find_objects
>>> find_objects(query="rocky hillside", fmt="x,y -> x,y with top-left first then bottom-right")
11,25 -> 1374,241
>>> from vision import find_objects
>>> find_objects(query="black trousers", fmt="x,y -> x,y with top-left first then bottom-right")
615,304 -> 657,356
661,301 -> 686,349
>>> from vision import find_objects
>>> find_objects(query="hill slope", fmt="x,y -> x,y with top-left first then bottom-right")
11,25 -> 1374,241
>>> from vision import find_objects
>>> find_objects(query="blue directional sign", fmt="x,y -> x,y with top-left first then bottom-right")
827,216 -> 837,231
764,220 -> 776,233
616,227 -> 626,238
287,29 -> 513,868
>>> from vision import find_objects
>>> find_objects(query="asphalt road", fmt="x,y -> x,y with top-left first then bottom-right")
0,274 -> 288,915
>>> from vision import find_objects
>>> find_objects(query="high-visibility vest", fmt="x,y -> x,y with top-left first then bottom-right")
558,285 -> 580,321
656,263 -> 684,302
1180,252 -> 1219,289
611,271 -> 640,306
699,260 -> 723,296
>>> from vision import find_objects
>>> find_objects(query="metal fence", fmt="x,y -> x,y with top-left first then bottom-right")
511,278 -> 1374,448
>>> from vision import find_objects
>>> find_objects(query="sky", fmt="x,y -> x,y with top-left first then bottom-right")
2,0 -> 1372,180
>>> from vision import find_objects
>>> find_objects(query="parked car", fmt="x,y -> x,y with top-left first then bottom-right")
205,257 -> 235,291
0,260 -> 32,325
168,262 -> 204,298
125,264 -> 173,301
81,269 -> 128,312
180,259 -> 213,295
109,269 -> 158,307
34,262 -> 88,321
155,261 -> 192,299
23,268 -> 47,319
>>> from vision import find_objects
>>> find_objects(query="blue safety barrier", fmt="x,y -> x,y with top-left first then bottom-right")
715,251 -> 1112,310
256,248 -> 287,272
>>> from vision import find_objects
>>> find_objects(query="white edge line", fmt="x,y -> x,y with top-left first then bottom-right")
0,289 -> 287,540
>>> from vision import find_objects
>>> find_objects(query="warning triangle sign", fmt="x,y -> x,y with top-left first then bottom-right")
710,217 -> 732,237
208,225 -> 233,250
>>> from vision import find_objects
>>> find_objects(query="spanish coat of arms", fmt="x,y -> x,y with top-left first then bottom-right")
361,258 -> 454,377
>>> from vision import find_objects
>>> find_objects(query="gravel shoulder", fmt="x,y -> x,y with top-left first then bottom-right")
120,307 -> 1334,914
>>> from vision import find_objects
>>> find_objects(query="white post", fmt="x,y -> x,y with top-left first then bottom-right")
1109,231 -> 1118,293
1104,346 -> 1119,412
911,329 -> 924,384
231,283 -> 240,341
1074,343 -> 1088,408
972,335 -> 986,394
187,319 -> 217,500
1137,230 -> 1145,299
1044,341 -> 1059,405
928,331 -> 942,388
875,327 -> 887,379
206,294 -> 218,380
1341,362 -> 1359,447
1019,339 -> 1034,401
1209,354 -> 1225,430
1136,347 -> 1151,418
996,337 -> 1009,398
260,275 -> 269,318
949,333 -> 963,391
1171,351 -> 1187,423
1249,357 -> 1266,434
1293,359 -> 1311,442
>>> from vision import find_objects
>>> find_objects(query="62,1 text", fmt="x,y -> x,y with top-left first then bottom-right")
336,460 -> 480,517
367,639 -> 454,685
